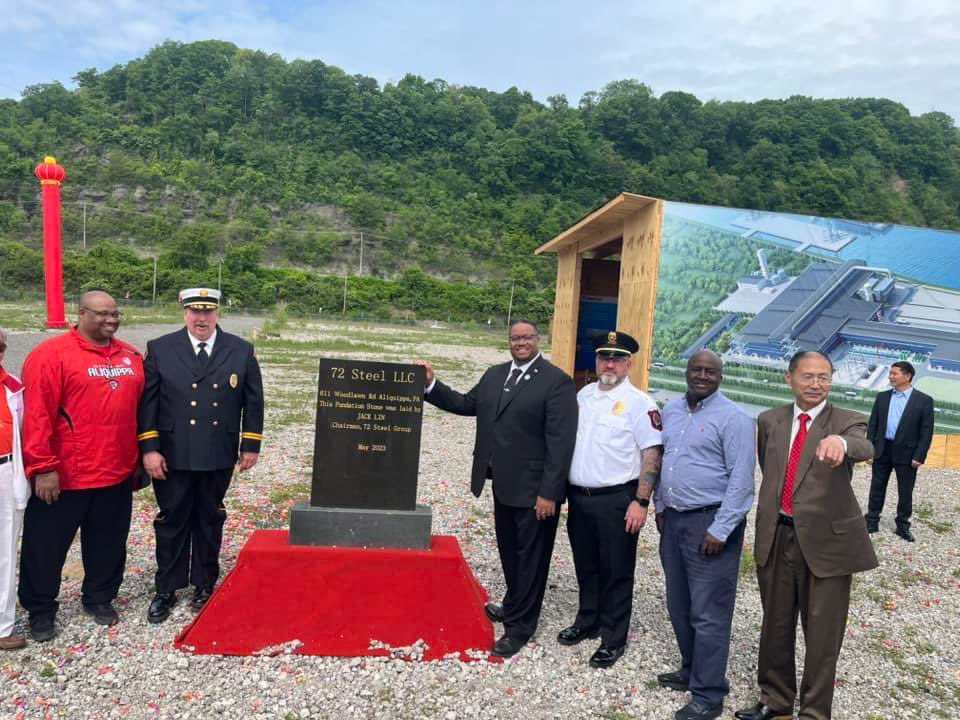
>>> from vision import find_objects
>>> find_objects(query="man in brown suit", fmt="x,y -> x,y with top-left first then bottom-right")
736,351 -> 877,720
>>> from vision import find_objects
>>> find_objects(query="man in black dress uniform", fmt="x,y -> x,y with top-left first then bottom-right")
418,320 -> 578,658
139,288 -> 264,623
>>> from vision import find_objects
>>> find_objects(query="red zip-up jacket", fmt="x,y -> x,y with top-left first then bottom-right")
22,328 -> 145,490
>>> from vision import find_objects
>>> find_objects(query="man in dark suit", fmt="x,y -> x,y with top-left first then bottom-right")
864,361 -> 934,542
736,351 -> 877,720
138,288 -> 264,623
418,320 -> 577,658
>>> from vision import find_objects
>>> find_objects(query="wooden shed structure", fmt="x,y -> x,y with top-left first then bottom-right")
536,192 -> 664,390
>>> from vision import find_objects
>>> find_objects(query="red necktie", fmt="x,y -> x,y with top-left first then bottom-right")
781,413 -> 810,515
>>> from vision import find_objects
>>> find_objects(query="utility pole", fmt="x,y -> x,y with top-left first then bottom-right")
358,231 -> 364,276
218,260 -> 223,293
342,273 -> 348,315
506,280 -> 516,328
151,257 -> 158,305
82,202 -> 87,249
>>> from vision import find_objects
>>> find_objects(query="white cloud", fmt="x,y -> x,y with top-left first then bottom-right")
0,0 -> 957,119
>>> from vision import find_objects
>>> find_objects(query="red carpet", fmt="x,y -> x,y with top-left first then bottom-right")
174,531 -> 494,660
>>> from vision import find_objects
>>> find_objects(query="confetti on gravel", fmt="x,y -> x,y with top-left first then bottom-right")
1,317 -> 958,719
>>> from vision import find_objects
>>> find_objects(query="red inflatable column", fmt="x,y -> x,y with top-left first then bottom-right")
34,156 -> 68,329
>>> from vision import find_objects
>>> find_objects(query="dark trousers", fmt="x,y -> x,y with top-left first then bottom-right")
757,522 -> 851,720
153,468 -> 232,593
19,481 -> 132,620
567,486 -> 638,648
493,495 -> 559,642
660,506 -> 744,705
866,446 -> 917,530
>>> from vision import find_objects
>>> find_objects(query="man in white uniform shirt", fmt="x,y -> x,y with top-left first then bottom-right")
559,330 -> 663,668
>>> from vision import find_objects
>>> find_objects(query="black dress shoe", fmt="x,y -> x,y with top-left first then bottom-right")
191,586 -> 214,611
864,515 -> 879,534
734,702 -> 793,720
588,644 -> 625,668
29,616 -> 57,643
484,602 -> 504,623
675,700 -> 723,720
82,602 -> 119,626
491,634 -> 527,658
895,526 -> 915,542
657,669 -> 690,691
148,592 -> 178,624
557,625 -> 599,646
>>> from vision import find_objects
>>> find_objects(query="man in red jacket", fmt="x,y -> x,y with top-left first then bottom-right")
19,291 -> 144,642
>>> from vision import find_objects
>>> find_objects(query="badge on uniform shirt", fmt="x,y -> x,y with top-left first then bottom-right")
648,408 -> 663,431
613,400 -> 626,416
229,373 -> 239,388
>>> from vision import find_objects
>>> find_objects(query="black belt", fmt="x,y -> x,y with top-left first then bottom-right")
778,514 -> 795,527
569,479 -> 638,496
0,454 -> 11,466
672,503 -> 721,515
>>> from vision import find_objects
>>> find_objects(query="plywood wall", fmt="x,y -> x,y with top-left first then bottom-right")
549,246 -> 582,378
617,200 -> 664,391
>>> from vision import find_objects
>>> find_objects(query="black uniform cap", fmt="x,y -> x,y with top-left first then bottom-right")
593,330 -> 640,357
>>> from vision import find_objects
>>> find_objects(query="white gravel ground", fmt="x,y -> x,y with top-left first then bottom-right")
1,318 -> 958,719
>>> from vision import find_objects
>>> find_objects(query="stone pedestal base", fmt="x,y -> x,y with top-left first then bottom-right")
289,502 -> 433,549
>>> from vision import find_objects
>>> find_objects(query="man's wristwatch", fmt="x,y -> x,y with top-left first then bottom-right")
632,497 -> 650,508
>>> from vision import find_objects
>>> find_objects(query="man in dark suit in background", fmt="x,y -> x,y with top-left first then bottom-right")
418,320 -> 578,658
737,351 -> 877,720
864,361 -> 934,542
138,288 -> 264,623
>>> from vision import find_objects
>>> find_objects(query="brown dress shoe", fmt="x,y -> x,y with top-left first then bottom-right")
0,632 -> 26,650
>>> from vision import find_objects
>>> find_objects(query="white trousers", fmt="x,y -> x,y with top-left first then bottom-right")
0,462 -> 24,636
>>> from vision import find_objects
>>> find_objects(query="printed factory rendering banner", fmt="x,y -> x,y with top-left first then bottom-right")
647,200 -> 960,423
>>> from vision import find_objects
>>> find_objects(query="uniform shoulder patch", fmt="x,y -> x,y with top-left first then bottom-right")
647,408 -> 663,431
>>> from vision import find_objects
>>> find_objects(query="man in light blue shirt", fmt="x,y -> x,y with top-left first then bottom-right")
865,360 -> 935,542
654,350 -> 756,720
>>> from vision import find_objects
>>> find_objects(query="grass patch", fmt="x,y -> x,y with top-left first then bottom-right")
603,710 -> 636,720
256,338 -> 397,354
739,547 -> 757,577
270,481 -> 311,507
914,503 -> 955,534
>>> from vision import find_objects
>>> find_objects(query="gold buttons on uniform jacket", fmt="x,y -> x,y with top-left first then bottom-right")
190,400 -> 197,407
213,421 -> 219,426
190,419 -> 196,426
212,383 -> 219,389
192,383 -> 198,389
212,401 -> 219,407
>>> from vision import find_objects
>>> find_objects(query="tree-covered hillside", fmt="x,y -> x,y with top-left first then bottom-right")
1,39 -> 958,327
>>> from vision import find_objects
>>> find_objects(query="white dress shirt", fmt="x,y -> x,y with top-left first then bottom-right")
569,380 -> 662,489
187,329 -> 217,356
789,399 -> 846,452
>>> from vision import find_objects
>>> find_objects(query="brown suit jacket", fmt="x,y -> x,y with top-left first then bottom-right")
755,403 -> 878,578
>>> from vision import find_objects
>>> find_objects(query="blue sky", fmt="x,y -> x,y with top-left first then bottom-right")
1,0 -> 958,120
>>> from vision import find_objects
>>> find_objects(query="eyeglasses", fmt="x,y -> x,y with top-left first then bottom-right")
597,355 -> 628,364
795,374 -> 832,386
509,334 -> 539,343
81,307 -> 123,320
